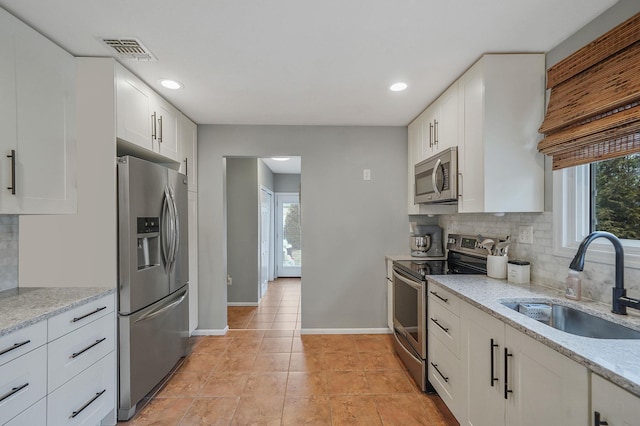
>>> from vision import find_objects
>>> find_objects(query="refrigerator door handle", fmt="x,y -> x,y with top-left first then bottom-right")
161,186 -> 173,273
169,186 -> 180,272
134,286 -> 188,324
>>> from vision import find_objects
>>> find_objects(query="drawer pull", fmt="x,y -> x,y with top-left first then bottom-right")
430,362 -> 449,383
0,383 -> 29,402
71,389 -> 106,419
490,338 -> 499,387
71,338 -> 106,359
594,411 -> 609,426
429,291 -> 448,303
504,348 -> 513,399
430,317 -> 450,333
72,306 -> 107,323
0,340 -> 30,356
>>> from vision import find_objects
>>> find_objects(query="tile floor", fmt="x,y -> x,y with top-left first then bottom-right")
123,279 -> 457,425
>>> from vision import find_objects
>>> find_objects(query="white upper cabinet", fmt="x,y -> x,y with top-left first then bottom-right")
116,64 -> 181,163
457,54 -> 545,213
178,113 -> 198,192
0,8 -> 76,214
421,82 -> 458,159
407,118 -> 421,214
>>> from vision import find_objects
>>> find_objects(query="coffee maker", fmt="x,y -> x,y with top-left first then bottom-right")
410,225 -> 444,257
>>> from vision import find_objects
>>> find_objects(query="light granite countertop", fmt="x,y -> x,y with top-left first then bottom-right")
0,287 -> 116,337
385,254 -> 447,261
428,275 -> 640,397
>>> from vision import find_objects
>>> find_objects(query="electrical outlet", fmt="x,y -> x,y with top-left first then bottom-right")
518,225 -> 533,244
227,275 -> 233,285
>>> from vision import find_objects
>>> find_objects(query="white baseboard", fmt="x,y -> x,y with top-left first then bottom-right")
191,326 -> 229,336
300,328 -> 392,335
227,302 -> 259,307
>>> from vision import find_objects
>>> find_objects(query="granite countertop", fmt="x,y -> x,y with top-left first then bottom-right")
428,275 -> 640,397
385,254 -> 447,261
0,287 -> 116,337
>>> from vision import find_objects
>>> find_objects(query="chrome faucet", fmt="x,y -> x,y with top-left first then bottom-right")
569,231 -> 640,315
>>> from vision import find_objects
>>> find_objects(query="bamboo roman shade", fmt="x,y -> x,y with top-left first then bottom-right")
538,12 -> 640,170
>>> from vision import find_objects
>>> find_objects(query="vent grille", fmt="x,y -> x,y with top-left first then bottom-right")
100,38 -> 156,61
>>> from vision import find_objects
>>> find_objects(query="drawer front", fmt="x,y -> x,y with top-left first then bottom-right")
428,297 -> 460,357
5,397 -> 46,426
48,293 -> 115,341
0,346 -> 47,425
0,321 -> 47,367
427,282 -> 460,315
428,331 -> 460,418
47,353 -> 116,426
48,313 -> 115,392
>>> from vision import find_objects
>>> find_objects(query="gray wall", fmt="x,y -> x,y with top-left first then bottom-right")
258,159 -> 274,192
226,158 -> 260,304
198,125 -> 408,331
274,174 -> 301,193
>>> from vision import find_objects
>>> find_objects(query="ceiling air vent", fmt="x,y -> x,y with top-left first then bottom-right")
100,38 -> 156,61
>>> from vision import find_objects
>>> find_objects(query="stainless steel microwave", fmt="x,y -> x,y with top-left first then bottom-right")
414,146 -> 458,204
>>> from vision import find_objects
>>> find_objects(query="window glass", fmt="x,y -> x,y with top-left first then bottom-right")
591,154 -> 640,240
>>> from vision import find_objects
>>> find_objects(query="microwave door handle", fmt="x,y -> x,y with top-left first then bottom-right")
432,158 -> 442,196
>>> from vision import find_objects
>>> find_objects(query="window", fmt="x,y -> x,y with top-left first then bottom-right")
554,158 -> 640,268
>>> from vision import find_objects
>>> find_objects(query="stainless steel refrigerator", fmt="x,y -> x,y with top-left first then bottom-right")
116,156 -> 189,421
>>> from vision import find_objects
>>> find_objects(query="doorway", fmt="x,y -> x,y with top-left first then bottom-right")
259,187 -> 273,298
276,193 -> 301,277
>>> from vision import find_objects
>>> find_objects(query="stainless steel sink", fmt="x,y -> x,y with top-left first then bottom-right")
502,302 -> 640,339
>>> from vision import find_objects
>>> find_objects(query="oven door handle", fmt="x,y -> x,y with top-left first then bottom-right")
393,269 -> 424,290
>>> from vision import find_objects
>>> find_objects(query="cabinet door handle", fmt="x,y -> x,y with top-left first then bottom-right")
151,112 -> 157,140
429,290 -> 448,303
430,362 -> 449,383
158,115 -> 163,143
434,119 -> 438,146
0,383 -> 28,402
71,389 -> 106,418
6,149 -> 15,195
71,337 -> 106,359
504,348 -> 513,399
490,338 -> 499,387
72,306 -> 107,323
594,411 -> 609,426
429,122 -> 434,147
0,340 -> 31,356
430,317 -> 449,333
184,157 -> 188,176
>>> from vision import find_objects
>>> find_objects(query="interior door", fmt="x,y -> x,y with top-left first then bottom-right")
259,188 -> 272,298
276,193 -> 301,277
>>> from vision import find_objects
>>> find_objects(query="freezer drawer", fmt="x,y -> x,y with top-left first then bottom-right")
118,285 -> 188,420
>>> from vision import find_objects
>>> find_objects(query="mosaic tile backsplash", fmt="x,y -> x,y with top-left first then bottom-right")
0,215 -> 17,292
438,212 -> 640,305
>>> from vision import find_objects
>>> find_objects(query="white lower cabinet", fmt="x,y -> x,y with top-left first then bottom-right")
591,373 -> 640,426
460,302 -> 588,426
0,293 -> 116,425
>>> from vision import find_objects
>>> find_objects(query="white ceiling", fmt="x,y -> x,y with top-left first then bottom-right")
261,157 -> 301,174
0,0 -> 618,126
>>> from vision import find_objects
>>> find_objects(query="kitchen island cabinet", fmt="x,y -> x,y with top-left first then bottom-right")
0,7 -> 76,215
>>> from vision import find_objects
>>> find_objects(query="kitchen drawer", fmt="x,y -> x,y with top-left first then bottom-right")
4,397 -> 45,426
48,293 -> 115,341
0,321 -> 47,367
48,313 -> 115,392
0,345 -> 47,425
427,282 -> 460,315
428,296 -> 460,357
47,353 -> 116,426
428,330 -> 460,419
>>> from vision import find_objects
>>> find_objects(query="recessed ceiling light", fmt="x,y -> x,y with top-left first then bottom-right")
389,82 -> 408,92
159,79 -> 183,90
272,157 -> 290,161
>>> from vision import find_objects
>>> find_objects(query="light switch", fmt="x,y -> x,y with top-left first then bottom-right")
363,169 -> 371,181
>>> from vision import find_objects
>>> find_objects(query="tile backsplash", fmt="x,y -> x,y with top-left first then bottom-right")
0,215 -> 17,291
438,212 -> 640,305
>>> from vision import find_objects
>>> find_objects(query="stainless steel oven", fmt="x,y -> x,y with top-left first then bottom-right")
392,233 -> 501,392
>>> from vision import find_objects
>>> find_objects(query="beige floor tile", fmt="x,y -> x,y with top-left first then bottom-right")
326,370 -> 371,395
214,353 -> 257,372
355,334 -> 394,352
231,395 -> 284,426
282,396 -> 332,425
199,372 -> 250,397
375,393 -> 434,425
329,395 -> 383,426
270,321 -> 297,330
289,352 -> 324,371
227,337 -> 263,353
226,329 -> 265,339
243,371 -> 289,395
321,351 -> 361,370
286,371 -> 329,395
366,370 -> 415,394
253,352 -> 291,371
180,397 -> 239,425
260,337 -> 293,353
264,329 -> 294,338
192,337 -> 232,354
363,352 -> 404,370
126,397 -> 193,425
177,353 -> 221,375
155,371 -> 209,398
